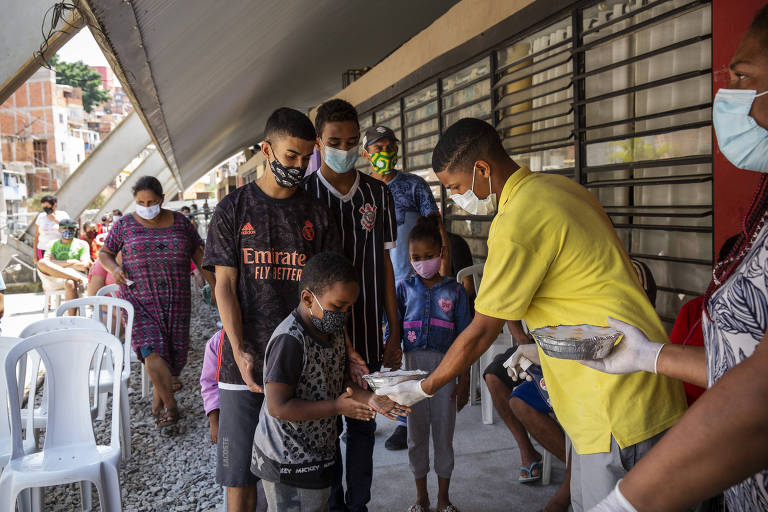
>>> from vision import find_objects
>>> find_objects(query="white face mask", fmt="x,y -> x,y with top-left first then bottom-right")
135,203 -> 161,220
450,167 -> 497,216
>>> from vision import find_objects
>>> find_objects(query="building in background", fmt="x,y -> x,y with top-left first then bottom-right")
314,0 -> 714,328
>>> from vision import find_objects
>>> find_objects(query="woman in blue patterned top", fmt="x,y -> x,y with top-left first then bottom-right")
396,213 -> 471,512
585,6 -> 768,511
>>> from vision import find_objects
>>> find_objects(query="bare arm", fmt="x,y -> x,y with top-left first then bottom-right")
215,265 -> 261,392
438,221 -> 451,277
422,312 -> 505,395
99,248 -> 129,284
0,291 -> 5,320
192,246 -> 216,302
33,226 -> 40,262
381,252 -> 402,369
507,320 -> 531,345
619,335 -> 768,511
656,344 -> 708,388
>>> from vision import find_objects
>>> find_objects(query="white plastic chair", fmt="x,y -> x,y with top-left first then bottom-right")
36,269 -> 65,318
56,297 -> 134,460
96,284 -> 149,400
19,318 -> 108,435
456,263 -> 552,484
456,263 -> 514,423
95,284 -> 120,298
0,329 -> 124,512
0,337 -> 38,512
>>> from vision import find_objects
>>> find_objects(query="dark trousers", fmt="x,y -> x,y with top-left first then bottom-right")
329,414 -> 377,512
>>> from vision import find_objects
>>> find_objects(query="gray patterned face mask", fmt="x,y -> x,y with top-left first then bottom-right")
309,291 -> 350,334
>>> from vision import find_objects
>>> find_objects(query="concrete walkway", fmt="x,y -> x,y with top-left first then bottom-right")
369,410 -> 566,512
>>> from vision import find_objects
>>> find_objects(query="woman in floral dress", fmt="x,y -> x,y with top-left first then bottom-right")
100,176 -> 215,427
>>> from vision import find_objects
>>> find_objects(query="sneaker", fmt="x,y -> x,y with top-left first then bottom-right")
385,425 -> 408,451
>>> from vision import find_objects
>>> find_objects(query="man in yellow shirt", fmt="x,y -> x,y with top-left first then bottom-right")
378,118 -> 687,510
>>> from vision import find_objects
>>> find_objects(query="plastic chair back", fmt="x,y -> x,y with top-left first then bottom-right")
4,330 -> 124,459
20,318 -> 109,419
56,297 -> 134,381
0,337 -> 33,454
96,284 -> 121,298
456,263 -> 484,296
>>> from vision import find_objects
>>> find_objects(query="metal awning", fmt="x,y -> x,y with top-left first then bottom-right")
81,0 -> 459,189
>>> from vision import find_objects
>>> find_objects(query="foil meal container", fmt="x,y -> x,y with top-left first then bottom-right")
362,370 -> 429,392
530,324 -> 622,360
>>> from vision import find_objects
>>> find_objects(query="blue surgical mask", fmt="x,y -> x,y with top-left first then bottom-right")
713,88 -> 768,172
323,145 -> 358,174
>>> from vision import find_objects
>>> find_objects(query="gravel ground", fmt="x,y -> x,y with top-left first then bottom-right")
42,290 -> 224,512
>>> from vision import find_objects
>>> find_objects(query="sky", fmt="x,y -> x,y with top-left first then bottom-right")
56,28 -> 109,67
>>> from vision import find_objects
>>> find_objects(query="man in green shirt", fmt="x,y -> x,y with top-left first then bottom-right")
37,218 -> 92,302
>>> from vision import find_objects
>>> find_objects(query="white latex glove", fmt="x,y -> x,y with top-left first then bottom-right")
579,317 -> 664,374
375,379 -> 432,407
589,481 -> 638,512
502,344 -> 541,381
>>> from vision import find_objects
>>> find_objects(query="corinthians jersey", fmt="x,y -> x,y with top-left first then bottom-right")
303,169 -> 396,365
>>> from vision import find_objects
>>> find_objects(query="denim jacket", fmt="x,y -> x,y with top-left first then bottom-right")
397,274 -> 471,354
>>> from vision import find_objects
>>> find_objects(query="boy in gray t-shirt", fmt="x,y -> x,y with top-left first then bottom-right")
251,252 -> 409,511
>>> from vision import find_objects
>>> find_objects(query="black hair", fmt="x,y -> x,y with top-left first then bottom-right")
749,4 -> 768,47
83,221 -> 95,229
315,99 -> 359,138
112,209 -> 123,215
264,107 -> 316,143
718,234 -> 742,262
299,252 -> 358,297
432,118 -> 508,174
180,206 -> 191,213
41,194 -> 57,205
408,213 -> 442,250
132,176 -> 163,198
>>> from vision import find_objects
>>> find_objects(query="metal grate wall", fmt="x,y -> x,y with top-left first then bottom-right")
358,0 -> 712,326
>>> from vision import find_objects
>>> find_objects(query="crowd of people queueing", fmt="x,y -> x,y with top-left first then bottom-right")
15,7 -> 768,511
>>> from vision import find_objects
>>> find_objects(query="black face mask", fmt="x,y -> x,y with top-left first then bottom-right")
309,292 -> 350,335
267,144 -> 307,188
43,206 -> 53,214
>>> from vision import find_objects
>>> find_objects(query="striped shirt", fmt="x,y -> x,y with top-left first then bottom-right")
303,169 -> 397,365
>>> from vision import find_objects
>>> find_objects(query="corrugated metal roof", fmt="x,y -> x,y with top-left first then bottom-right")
85,0 -> 459,188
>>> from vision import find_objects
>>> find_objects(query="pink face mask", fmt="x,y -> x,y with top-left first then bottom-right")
412,256 -> 441,279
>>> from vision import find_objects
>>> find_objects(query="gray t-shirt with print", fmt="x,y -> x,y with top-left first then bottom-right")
251,310 -> 345,489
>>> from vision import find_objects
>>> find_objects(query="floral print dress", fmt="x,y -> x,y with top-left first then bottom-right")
104,211 -> 203,376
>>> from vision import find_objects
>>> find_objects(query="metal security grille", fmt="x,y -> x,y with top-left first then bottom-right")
359,0 -> 713,326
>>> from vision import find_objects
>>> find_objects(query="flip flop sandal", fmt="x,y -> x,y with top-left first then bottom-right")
408,506 -> 427,512
438,505 -> 459,512
155,407 -> 180,429
519,460 -> 543,483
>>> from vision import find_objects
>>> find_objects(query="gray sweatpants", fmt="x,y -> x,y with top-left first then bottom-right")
262,481 -> 330,512
405,350 -> 457,479
569,430 -> 667,511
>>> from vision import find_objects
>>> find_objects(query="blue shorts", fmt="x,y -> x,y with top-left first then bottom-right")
510,380 -> 553,415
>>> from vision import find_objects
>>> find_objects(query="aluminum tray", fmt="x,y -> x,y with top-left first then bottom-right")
531,324 -> 622,360
363,370 -> 429,391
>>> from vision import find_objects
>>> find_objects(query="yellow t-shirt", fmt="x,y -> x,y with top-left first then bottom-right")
474,167 -> 687,455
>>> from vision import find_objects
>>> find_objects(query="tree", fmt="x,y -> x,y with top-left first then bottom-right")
48,55 -> 110,112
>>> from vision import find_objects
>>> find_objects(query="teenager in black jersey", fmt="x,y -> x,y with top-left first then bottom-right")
204,108 -> 341,512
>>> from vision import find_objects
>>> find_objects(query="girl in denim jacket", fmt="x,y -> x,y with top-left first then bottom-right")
397,213 -> 471,512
